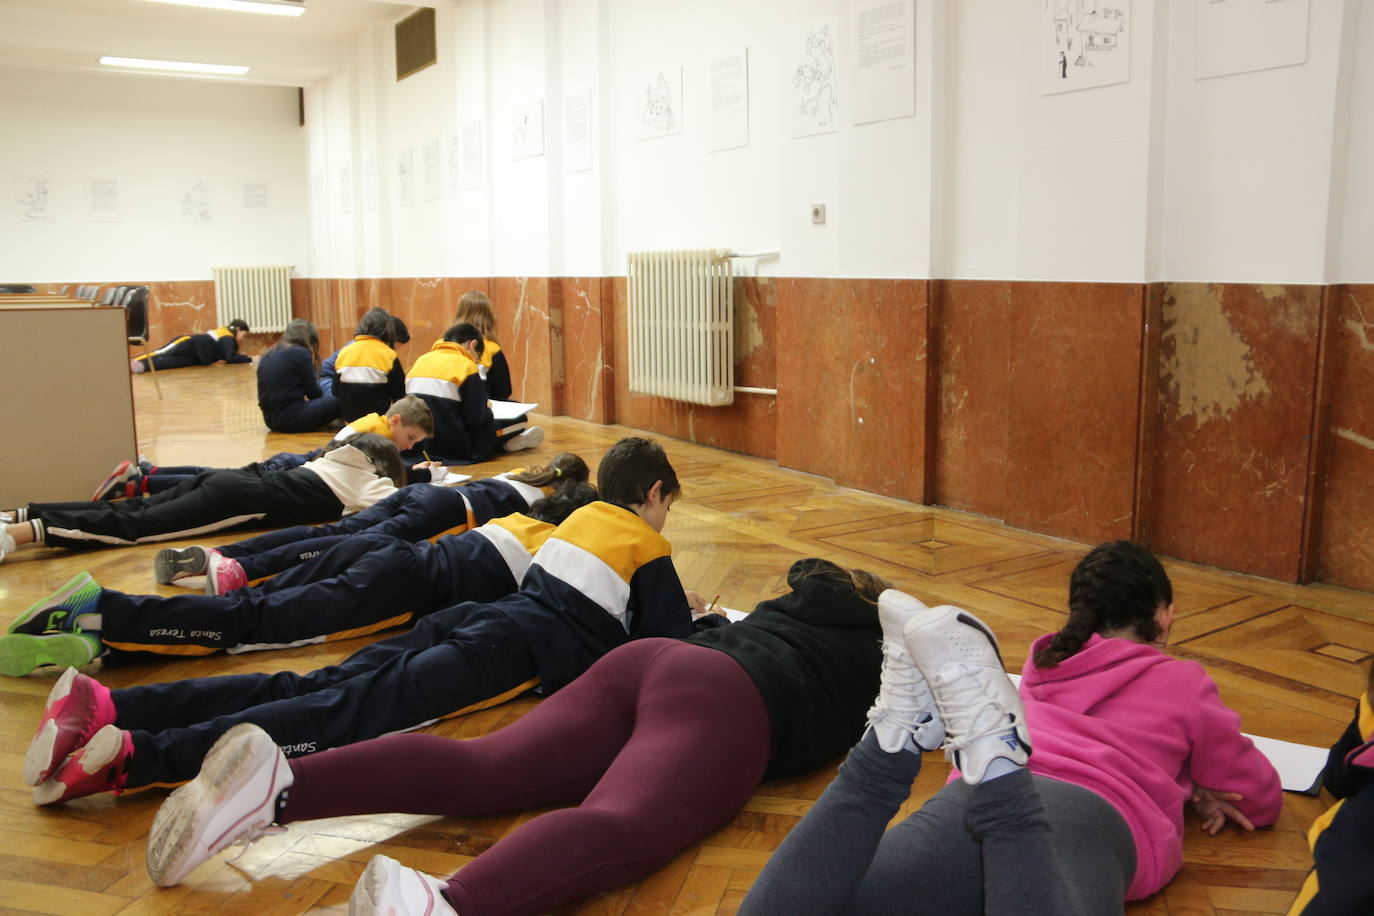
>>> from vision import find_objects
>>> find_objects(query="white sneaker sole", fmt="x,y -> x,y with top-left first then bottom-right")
31,723 -> 124,806
146,723 -> 288,887
24,667 -> 78,785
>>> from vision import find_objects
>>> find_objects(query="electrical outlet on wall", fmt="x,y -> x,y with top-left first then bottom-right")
810,203 -> 826,224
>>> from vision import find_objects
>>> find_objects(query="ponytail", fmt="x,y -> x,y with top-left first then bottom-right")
1034,540 -> 1172,668
508,452 -> 589,488
788,557 -> 892,605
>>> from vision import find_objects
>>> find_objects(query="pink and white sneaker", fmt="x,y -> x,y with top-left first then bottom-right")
204,554 -> 248,596
349,854 -> 457,915
24,667 -> 117,786
32,724 -> 132,805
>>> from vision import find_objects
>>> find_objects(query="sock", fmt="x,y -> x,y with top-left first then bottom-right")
981,736 -> 1025,782
30,519 -> 46,545
74,613 -> 102,631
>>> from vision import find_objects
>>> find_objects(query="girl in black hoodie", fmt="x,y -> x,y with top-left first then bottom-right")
145,558 -> 885,915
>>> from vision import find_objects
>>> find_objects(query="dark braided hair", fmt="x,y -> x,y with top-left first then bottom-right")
1034,540 -> 1173,668
526,481 -> 598,526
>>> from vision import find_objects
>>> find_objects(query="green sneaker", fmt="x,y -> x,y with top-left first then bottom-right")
0,632 -> 102,677
8,572 -> 101,636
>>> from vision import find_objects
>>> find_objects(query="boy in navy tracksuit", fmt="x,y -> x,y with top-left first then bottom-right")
2,484 -> 594,667
19,438 -> 705,805
405,323 -> 499,462
156,455 -> 586,586
131,320 -> 251,373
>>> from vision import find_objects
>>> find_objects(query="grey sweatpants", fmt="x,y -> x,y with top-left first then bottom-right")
740,730 -> 1136,916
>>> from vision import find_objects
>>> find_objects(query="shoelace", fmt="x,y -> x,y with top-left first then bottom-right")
928,662 -> 1014,756
868,641 -> 931,720
224,823 -> 289,876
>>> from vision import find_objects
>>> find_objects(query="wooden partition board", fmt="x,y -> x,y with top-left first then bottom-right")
1,307 -> 137,506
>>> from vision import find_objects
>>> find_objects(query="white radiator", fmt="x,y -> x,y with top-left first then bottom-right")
212,265 -> 294,333
626,249 -> 734,406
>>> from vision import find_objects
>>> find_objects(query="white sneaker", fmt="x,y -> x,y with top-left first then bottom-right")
154,545 -> 213,584
502,425 -> 544,452
0,529 -> 13,564
146,722 -> 292,887
903,605 -> 1030,784
865,590 -> 944,753
349,854 -> 457,915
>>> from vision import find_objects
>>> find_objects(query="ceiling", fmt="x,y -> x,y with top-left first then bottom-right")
0,0 -> 447,87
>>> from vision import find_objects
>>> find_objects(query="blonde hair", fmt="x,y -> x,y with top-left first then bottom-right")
386,395 -> 434,436
453,290 -> 497,342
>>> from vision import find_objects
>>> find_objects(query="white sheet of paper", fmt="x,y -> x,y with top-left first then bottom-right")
431,473 -> 473,488
849,0 -> 915,125
491,400 -> 538,421
708,48 -> 750,152
722,607 -> 748,622
1243,733 -> 1327,795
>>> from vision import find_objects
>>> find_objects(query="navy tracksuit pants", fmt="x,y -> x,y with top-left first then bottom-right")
97,531 -> 519,656
219,478 -> 531,580
116,602 -> 538,787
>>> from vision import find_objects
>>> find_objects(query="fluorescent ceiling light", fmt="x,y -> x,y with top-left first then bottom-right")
100,56 -> 251,75
144,0 -> 306,16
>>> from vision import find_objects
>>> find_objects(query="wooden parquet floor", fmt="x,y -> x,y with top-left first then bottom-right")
2,364 -> 1371,915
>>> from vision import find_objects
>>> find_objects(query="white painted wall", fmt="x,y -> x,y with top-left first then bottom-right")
8,1 -> 1367,286
0,67 -> 306,282
1159,0 -> 1350,284
1332,0 -> 1374,283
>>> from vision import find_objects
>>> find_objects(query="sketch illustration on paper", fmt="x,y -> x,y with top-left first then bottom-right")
16,176 -> 54,221
181,181 -> 211,222
1043,0 -> 1129,93
398,149 -> 414,206
640,71 -> 678,135
447,133 -> 460,196
639,69 -> 681,138
792,22 -> 838,136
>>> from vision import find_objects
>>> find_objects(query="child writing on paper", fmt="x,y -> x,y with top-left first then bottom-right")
407,323 -> 543,464
101,395 -> 437,499
741,540 -> 1282,915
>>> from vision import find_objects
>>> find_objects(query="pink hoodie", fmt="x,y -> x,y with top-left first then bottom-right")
1020,633 -> 1282,900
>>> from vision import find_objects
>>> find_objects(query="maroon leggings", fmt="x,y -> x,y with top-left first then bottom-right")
281,638 -> 771,915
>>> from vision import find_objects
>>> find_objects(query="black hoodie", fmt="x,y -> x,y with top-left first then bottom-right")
688,558 -> 882,780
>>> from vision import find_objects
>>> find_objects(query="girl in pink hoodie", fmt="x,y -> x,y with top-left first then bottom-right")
1021,540 -> 1282,899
